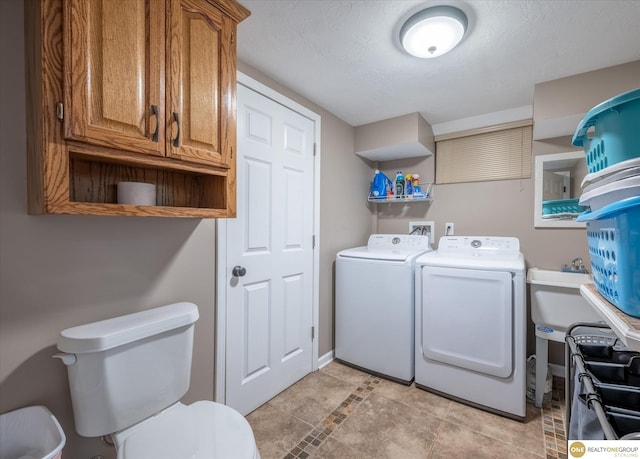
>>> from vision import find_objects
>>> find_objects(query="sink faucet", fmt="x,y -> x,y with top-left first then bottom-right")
562,257 -> 587,273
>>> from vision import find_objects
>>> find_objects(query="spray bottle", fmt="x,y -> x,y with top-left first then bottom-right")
405,173 -> 413,197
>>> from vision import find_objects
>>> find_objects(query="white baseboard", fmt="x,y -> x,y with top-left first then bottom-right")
318,350 -> 334,369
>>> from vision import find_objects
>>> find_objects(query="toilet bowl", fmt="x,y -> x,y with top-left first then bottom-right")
54,302 -> 260,459
113,401 -> 259,459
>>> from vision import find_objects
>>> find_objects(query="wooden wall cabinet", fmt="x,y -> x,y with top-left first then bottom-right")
25,0 -> 250,218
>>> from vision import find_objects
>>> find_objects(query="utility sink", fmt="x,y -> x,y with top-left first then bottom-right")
528,267 -> 601,340
527,268 -> 604,407
529,268 -> 591,287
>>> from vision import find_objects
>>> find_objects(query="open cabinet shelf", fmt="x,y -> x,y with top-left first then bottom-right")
67,155 -> 229,217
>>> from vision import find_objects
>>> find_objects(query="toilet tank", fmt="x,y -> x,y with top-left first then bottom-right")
56,302 -> 199,437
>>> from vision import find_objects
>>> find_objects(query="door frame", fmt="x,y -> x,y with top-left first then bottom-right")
215,71 -> 321,403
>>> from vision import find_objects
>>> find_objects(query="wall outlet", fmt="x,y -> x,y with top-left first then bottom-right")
445,222 -> 454,236
409,221 -> 434,245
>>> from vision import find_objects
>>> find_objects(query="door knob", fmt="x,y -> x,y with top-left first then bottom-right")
232,265 -> 246,277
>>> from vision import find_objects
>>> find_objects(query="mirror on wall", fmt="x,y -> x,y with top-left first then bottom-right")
534,151 -> 588,228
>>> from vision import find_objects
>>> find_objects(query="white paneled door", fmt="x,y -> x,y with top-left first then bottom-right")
224,83 -> 316,415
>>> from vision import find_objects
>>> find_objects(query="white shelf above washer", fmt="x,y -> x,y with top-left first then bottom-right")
368,183 -> 433,203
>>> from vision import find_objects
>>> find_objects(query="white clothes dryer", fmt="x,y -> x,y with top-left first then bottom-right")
335,234 -> 432,384
415,236 -> 526,420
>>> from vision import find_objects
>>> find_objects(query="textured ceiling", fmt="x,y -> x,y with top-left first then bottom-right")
236,0 -> 640,129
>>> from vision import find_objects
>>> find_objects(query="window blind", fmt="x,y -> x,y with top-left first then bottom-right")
435,124 -> 532,184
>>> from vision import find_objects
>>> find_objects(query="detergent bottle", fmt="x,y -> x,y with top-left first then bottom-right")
370,170 -> 390,199
395,171 -> 405,198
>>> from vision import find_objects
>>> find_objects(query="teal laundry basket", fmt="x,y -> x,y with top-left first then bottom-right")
572,88 -> 640,174
542,198 -> 587,215
577,195 -> 640,317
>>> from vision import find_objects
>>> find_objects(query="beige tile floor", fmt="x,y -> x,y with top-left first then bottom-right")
247,362 -> 567,459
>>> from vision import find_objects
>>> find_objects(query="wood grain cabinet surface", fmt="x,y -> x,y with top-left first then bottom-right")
25,0 -> 250,218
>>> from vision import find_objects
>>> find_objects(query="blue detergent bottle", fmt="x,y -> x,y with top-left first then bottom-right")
370,170 -> 390,198
395,171 -> 405,198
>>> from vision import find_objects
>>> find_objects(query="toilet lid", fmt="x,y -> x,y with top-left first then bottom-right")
116,401 -> 258,459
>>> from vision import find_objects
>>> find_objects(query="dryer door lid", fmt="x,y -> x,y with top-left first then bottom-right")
420,266 -> 513,378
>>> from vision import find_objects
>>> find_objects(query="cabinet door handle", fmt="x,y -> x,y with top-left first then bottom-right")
150,105 -> 159,142
172,112 -> 180,147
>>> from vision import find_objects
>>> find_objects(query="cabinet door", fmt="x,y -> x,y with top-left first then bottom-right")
167,0 -> 235,167
64,0 -> 165,156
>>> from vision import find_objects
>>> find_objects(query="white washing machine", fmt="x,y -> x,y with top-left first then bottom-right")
415,236 -> 526,420
335,234 -> 432,384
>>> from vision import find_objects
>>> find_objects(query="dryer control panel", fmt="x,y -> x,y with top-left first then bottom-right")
437,236 -> 520,252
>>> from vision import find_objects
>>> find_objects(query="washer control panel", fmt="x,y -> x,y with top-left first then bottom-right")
367,234 -> 432,250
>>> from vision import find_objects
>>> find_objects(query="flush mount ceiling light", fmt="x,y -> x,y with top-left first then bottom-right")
400,5 -> 468,58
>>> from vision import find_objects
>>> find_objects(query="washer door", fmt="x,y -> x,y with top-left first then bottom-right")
420,266 -> 513,378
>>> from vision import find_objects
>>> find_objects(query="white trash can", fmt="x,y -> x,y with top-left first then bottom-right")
0,406 -> 66,459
